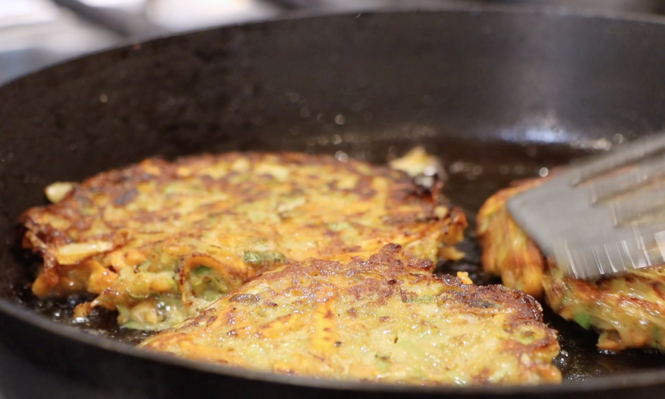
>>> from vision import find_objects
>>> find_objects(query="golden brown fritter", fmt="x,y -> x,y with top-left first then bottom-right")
477,180 -> 547,299
477,178 -> 665,351
21,152 -> 466,330
141,244 -> 561,385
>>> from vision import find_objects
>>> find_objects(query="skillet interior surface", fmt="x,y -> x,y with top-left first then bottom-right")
2,8 -> 665,398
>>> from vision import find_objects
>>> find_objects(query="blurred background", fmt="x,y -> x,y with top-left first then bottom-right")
1,0 -> 664,84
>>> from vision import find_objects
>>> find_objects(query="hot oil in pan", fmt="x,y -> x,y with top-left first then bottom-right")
17,138 -> 665,381
17,283 -> 154,344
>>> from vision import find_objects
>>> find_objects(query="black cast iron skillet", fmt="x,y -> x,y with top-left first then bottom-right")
2,6 -> 665,399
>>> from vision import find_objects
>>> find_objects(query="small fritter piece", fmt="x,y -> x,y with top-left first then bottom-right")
478,179 -> 665,351
21,152 -> 466,330
141,244 -> 561,385
389,146 -> 447,183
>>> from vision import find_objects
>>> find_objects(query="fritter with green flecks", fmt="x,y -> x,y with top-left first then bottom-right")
141,244 -> 561,385
22,152 -> 466,330
478,178 -> 665,351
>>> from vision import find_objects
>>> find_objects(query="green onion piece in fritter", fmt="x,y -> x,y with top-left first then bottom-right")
574,313 -> 592,330
243,251 -> 286,265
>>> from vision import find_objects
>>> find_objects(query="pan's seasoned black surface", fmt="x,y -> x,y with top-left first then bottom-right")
3,7 -> 665,399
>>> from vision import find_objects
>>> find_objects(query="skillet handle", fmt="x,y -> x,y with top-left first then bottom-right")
51,0 -> 169,40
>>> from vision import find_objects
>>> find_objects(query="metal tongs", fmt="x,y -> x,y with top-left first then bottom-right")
508,133 -> 665,280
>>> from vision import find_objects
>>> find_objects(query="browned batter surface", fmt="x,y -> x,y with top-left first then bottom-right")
22,152 -> 466,330
142,244 -> 561,385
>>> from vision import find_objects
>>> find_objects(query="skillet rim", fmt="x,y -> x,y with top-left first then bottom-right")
2,5 -> 665,394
